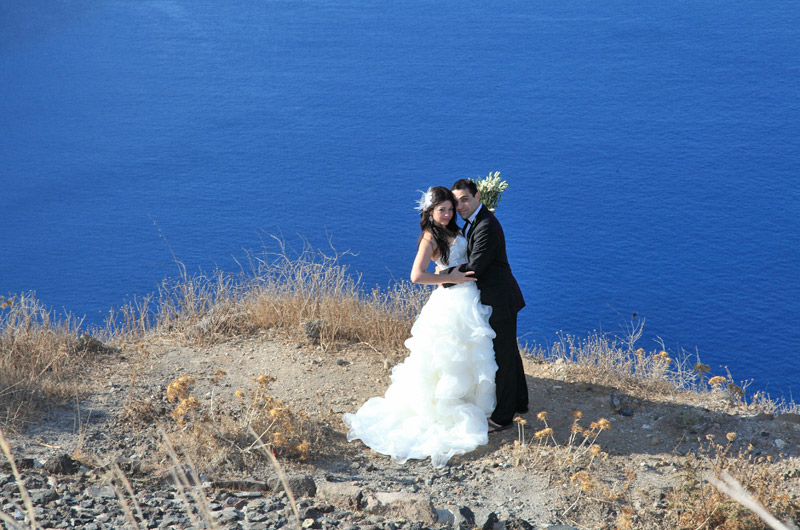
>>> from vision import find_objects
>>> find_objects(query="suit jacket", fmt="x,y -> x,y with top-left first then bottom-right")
464,206 -> 525,318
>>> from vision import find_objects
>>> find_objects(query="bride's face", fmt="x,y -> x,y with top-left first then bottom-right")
431,201 -> 454,229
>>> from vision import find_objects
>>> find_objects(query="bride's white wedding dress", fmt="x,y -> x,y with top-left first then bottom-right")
343,236 -> 497,468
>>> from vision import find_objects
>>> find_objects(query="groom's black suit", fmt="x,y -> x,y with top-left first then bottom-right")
464,205 -> 528,426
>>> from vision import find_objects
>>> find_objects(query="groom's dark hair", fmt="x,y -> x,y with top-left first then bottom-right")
451,179 -> 478,196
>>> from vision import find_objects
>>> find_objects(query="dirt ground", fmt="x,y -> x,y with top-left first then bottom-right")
6,330 -> 800,527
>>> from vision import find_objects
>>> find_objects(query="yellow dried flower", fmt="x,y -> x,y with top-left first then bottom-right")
596,418 -> 611,430
537,411 -> 548,421
272,432 -> 287,446
693,363 -> 711,373
572,410 -> 583,419
570,424 -> 584,434
235,390 -> 245,399
534,428 -> 553,439
570,470 -> 595,492
254,374 -> 275,386
296,440 -> 310,456
514,417 -> 527,425
635,348 -> 645,355
726,432 -> 738,442
590,445 -> 602,456
166,376 -> 195,402
708,376 -> 727,387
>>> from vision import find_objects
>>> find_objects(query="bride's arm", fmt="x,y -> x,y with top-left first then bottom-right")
410,233 -> 475,285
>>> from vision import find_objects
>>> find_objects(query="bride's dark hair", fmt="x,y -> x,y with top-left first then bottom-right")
418,186 -> 460,265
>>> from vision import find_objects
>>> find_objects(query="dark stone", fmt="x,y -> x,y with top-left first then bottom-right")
300,506 -> 325,520
0,457 -> 35,471
211,479 -> 269,492
454,506 -> 476,528
269,474 -> 317,498
75,334 -> 116,354
44,454 -> 81,475
482,512 -> 499,530
30,488 -> 59,505
506,519 -> 534,530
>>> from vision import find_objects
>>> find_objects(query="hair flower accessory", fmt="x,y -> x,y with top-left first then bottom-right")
414,188 -> 433,211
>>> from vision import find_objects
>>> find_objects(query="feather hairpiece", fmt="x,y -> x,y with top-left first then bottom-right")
414,188 -> 433,212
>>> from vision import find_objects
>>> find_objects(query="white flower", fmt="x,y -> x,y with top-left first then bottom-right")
414,188 -> 433,211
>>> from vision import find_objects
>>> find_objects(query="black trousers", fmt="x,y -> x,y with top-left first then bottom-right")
489,312 -> 528,426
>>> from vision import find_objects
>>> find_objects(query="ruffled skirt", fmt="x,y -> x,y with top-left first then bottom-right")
343,282 -> 496,468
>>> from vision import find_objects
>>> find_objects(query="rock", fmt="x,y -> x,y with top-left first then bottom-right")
316,480 -> 363,509
269,474 -> 317,498
113,456 -> 142,476
775,439 -> 787,450
44,454 -> 80,475
482,511 -> 499,530
86,485 -> 115,500
211,479 -> 269,491
0,458 -> 35,472
436,508 -> 455,524
216,507 -> 245,523
454,506 -> 476,528
302,319 -> 326,343
75,334 -> 116,354
618,408 -> 634,417
29,488 -> 59,505
506,519 -> 534,530
753,412 -> 774,422
364,492 -> 437,525
776,413 -> 800,425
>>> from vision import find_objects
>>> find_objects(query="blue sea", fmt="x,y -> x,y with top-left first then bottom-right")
1,1 -> 798,400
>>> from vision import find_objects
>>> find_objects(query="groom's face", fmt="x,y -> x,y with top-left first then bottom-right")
453,189 -> 481,220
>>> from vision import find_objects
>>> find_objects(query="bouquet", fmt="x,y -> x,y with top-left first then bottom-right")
471,171 -> 508,212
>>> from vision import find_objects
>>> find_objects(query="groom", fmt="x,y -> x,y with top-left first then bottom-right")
449,179 -> 528,430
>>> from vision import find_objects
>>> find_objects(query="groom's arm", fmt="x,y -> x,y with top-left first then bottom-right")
465,219 -> 502,276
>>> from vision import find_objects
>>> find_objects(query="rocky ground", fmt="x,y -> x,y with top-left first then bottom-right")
2,330 -> 799,529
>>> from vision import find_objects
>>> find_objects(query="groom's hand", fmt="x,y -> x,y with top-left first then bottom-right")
441,264 -> 476,288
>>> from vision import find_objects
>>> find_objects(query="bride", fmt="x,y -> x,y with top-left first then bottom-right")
343,186 -> 497,468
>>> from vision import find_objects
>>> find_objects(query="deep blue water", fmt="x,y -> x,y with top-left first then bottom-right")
2,1 -> 798,400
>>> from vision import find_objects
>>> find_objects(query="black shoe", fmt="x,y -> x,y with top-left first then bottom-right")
488,420 -> 513,433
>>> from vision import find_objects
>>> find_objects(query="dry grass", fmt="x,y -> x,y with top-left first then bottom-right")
666,437 -> 800,529
99,237 -> 429,354
0,294 -> 93,428
524,317 -> 799,414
